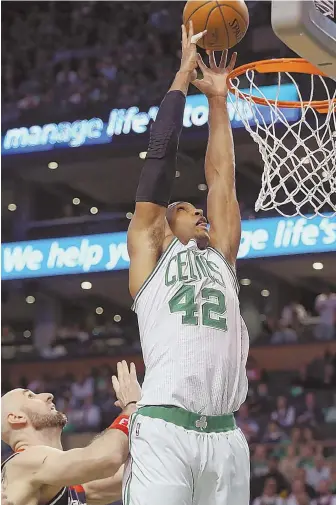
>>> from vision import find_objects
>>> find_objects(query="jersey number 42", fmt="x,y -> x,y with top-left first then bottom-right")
169,285 -> 227,331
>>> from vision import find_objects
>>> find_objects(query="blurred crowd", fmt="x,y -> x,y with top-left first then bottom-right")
2,1 -> 288,126
239,351 -> 336,504
2,1 -> 185,123
264,291 -> 336,345
1,319 -> 141,362
2,288 -> 335,363
250,445 -> 336,505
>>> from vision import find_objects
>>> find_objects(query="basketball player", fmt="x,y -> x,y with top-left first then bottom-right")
1,361 -> 141,505
126,22 -> 250,505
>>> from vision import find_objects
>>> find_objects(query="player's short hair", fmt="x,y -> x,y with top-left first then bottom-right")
166,201 -> 185,223
168,201 -> 183,210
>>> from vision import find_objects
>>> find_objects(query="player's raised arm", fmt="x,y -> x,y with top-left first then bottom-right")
192,50 -> 241,266
35,362 -> 140,487
128,22 -> 206,298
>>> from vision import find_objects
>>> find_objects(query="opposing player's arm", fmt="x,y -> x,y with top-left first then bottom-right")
22,411 -> 133,488
128,23 -> 206,298
193,51 -> 241,266
83,465 -> 124,505
32,362 -> 139,487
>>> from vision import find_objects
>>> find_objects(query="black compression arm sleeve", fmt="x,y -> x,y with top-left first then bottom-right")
135,90 -> 186,207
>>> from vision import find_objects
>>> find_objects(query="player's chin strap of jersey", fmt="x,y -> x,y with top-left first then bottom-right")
135,90 -> 185,207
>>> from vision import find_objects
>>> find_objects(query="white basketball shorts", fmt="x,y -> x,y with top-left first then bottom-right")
122,406 -> 250,505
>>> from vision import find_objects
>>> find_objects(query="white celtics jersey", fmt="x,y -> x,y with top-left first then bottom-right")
132,238 -> 249,415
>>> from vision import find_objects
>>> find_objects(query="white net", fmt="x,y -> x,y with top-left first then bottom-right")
314,0 -> 335,18
228,67 -> 336,217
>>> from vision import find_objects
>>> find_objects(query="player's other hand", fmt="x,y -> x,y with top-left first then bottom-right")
179,21 -> 207,80
112,361 -> 141,409
192,50 -> 237,98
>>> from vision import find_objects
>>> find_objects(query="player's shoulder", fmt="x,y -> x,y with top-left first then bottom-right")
4,446 -> 62,472
162,234 -> 177,253
208,242 -> 236,268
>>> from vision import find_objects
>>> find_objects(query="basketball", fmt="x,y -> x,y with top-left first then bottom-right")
183,0 -> 249,50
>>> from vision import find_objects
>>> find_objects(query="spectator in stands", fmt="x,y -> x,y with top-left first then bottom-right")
311,479 -> 336,505
297,392 -> 324,427
236,403 -> 260,442
246,356 -> 264,382
1,1 -> 185,120
97,55 -> 117,81
262,421 -> 289,444
302,427 -> 318,448
298,444 -> 316,471
291,365 -> 321,393
70,372 -> 94,403
94,366 -> 120,426
290,427 -> 302,447
263,456 -> 289,495
315,288 -> 336,341
252,477 -> 284,505
330,462 -> 336,494
80,395 -> 101,431
250,382 -> 273,415
293,468 -> 317,499
271,320 -> 299,344
251,445 -> 270,479
279,445 -> 299,483
324,393 -> 336,423
1,326 -> 15,343
320,363 -> 336,390
307,457 -> 331,491
56,61 -> 78,85
271,396 -> 296,428
27,377 -> 45,393
315,443 -> 326,459
287,479 -> 311,505
281,300 -> 307,334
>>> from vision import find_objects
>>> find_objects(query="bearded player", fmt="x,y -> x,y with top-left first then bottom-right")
1,361 -> 141,505
126,21 -> 250,505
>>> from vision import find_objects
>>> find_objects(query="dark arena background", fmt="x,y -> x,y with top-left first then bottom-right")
1,2 -> 336,505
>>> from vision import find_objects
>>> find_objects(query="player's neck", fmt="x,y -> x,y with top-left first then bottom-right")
14,427 -> 63,451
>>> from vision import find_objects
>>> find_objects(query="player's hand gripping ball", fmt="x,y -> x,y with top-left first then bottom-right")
183,0 -> 249,50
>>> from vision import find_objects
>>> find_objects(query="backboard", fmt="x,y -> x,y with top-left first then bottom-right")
271,0 -> 336,78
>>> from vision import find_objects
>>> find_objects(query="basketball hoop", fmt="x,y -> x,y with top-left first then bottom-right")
228,58 -> 336,218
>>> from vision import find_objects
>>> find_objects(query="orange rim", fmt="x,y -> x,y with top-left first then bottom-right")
228,58 -> 336,114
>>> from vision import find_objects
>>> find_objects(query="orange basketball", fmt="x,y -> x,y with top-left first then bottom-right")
183,0 -> 249,50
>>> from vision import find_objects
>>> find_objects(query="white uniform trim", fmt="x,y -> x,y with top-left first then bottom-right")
131,238 -> 178,312
47,487 -> 67,505
207,246 -> 240,295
